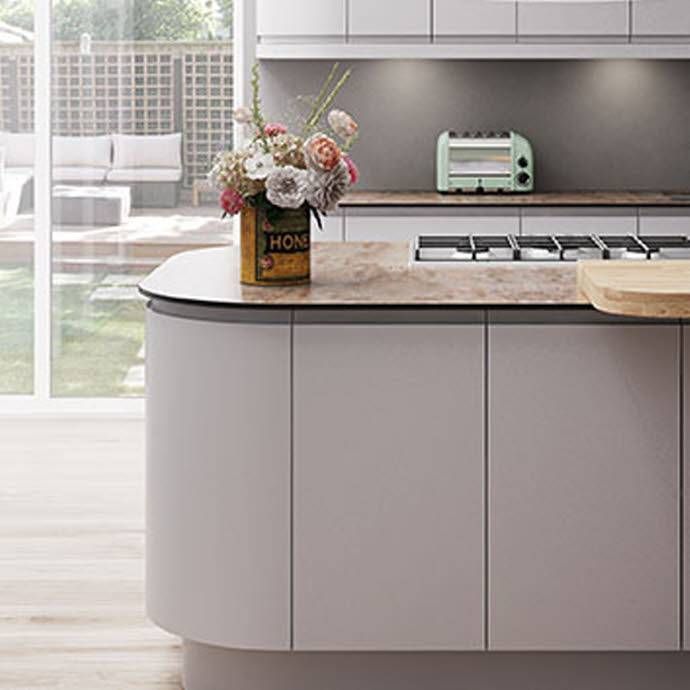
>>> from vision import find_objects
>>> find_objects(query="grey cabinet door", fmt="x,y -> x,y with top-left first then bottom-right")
257,0 -> 346,40
349,0 -> 430,38
294,322 -> 484,650
489,323 -> 679,651
517,1 -> 629,39
633,0 -> 690,39
434,0 -> 517,39
685,325 -> 690,650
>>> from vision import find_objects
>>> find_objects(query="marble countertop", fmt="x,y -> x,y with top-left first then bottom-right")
139,242 -> 585,308
340,190 -> 690,207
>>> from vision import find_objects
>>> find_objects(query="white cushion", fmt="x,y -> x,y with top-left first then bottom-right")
112,133 -> 182,170
0,132 -> 35,167
6,166 -> 34,178
106,167 -> 182,183
53,135 -> 112,168
53,166 -> 109,183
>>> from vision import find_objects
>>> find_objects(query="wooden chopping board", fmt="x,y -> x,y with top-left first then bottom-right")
577,261 -> 690,319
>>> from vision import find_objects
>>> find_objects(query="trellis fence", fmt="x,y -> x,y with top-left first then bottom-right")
0,41 -> 233,188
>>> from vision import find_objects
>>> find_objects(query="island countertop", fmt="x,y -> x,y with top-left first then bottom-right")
139,242 -> 585,308
340,190 -> 690,208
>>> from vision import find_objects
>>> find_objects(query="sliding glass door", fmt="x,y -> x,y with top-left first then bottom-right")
0,0 -> 234,403
0,1 -> 35,394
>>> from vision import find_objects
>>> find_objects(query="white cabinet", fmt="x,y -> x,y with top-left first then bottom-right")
517,1 -> 629,40
489,321 -> 680,650
257,0 -> 346,41
313,212 -> 343,242
639,209 -> 690,236
345,208 -> 520,242
435,0 -> 517,40
349,0 -> 430,39
521,208 -> 637,236
294,319 -> 484,650
146,309 -> 291,650
633,0 -> 690,39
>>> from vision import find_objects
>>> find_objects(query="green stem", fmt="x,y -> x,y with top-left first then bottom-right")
251,63 -> 269,151
306,68 -> 352,134
302,62 -> 339,137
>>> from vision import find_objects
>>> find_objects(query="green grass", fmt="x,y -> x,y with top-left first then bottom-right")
0,265 -> 146,398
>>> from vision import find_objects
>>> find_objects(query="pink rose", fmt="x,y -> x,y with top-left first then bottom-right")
264,122 -> 288,137
219,187 -> 244,216
343,156 -> 359,185
304,134 -> 342,172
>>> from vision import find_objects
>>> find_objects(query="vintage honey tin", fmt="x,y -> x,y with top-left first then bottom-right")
240,204 -> 311,286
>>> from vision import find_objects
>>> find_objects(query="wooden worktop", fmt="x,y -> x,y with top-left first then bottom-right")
578,261 -> 690,319
341,190 -> 690,208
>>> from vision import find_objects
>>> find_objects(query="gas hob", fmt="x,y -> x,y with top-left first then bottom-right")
414,234 -> 690,263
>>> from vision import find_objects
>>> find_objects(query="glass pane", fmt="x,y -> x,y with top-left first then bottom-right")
50,0 -> 233,397
0,1 -> 35,394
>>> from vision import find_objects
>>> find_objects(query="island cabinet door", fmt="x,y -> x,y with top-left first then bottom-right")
349,0 -> 431,40
489,320 -> 680,651
257,0 -> 346,41
293,317 -> 484,650
632,0 -> 690,39
517,0 -> 629,40
685,324 -> 690,650
434,0 -> 517,40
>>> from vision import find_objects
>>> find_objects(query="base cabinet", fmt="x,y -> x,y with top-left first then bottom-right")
489,322 -> 679,650
293,319 -> 484,650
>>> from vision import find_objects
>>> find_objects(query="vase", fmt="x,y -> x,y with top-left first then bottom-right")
240,204 -> 311,287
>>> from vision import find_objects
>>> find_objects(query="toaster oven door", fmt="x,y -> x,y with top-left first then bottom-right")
449,143 -> 512,178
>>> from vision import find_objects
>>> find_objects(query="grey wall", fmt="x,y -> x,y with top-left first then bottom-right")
261,60 -> 690,192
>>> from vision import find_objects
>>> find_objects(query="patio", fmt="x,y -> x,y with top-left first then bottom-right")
0,201 -> 231,397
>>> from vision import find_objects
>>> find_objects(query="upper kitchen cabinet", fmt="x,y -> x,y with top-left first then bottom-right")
256,0 -> 346,42
435,0 -> 517,41
632,0 -> 690,40
349,0 -> 431,41
254,0 -> 690,56
517,0 -> 629,41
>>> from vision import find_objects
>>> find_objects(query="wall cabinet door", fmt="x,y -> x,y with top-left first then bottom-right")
294,319 -> 484,650
521,208 -> 637,236
350,0 -> 430,39
345,208 -> 520,242
489,321 -> 679,650
257,0 -> 346,40
517,1 -> 629,39
633,0 -> 690,39
435,0 -> 517,40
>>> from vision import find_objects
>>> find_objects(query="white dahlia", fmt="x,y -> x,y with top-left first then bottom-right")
265,166 -> 309,209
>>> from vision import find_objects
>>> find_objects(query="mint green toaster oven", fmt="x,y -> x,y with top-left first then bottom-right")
436,131 -> 534,193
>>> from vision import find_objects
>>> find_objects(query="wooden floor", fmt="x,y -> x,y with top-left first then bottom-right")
0,419 -> 181,689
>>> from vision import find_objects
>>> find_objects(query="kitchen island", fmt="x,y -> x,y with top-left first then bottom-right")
141,243 -> 690,690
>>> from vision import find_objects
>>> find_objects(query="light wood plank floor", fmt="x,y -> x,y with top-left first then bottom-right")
0,419 -> 181,689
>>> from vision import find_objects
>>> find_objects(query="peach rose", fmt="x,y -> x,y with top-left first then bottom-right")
304,133 -> 342,172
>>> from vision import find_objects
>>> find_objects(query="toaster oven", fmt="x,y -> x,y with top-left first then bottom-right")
436,130 -> 534,194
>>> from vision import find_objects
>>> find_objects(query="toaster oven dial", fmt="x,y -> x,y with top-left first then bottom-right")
517,156 -> 529,168
517,171 -> 531,186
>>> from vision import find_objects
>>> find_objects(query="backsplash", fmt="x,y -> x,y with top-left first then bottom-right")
261,60 -> 690,192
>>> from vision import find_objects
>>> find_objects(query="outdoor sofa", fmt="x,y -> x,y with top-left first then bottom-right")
0,132 -> 183,215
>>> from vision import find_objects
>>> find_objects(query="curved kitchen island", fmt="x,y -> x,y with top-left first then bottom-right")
140,243 -> 690,690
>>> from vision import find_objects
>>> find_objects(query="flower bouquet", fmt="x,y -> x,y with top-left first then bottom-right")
210,63 -> 360,286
